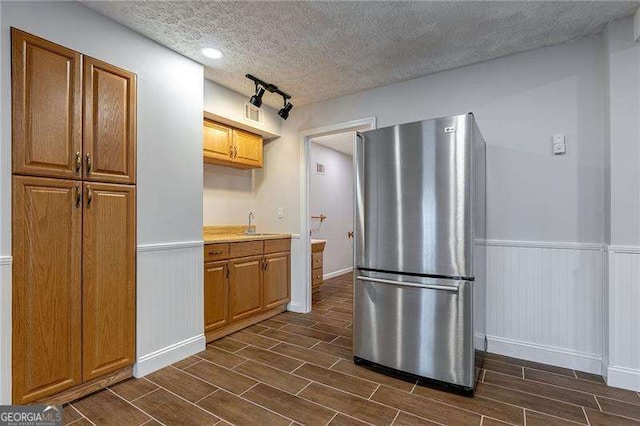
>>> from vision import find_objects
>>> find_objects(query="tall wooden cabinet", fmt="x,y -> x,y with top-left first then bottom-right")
11,28 -> 137,404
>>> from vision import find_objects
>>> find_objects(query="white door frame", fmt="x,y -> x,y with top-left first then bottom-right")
297,117 -> 376,313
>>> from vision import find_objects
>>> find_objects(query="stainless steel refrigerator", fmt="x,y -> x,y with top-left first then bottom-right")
354,113 -> 486,395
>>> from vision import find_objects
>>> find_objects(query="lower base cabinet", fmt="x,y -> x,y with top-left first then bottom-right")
204,261 -> 230,332
204,238 -> 291,341
12,177 -> 136,404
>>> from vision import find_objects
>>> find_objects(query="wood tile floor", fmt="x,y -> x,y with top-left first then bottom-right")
64,273 -> 640,426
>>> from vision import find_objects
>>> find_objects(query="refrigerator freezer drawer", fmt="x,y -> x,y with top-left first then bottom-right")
354,274 -> 475,390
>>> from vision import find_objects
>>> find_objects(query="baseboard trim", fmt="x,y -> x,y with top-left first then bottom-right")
606,365 -> 640,391
287,301 -> 306,313
482,239 -> 604,251
0,256 -> 12,266
486,335 -> 602,374
133,334 -> 205,377
324,267 -> 353,280
137,240 -> 203,252
607,245 -> 640,254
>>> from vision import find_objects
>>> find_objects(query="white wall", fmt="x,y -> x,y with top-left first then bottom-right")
254,35 -> 608,375
203,164 -> 255,225
603,16 -> 640,391
0,1 -> 205,401
309,142 -> 354,277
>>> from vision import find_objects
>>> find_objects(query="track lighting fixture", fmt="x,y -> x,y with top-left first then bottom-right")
246,74 -> 293,120
278,100 -> 293,120
249,83 -> 266,108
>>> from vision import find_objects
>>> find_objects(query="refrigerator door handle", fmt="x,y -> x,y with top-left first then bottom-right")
356,276 -> 459,293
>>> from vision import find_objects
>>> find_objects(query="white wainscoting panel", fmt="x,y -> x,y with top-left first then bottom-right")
134,241 -> 205,377
606,247 -> 640,391
0,256 -> 12,404
485,240 -> 603,373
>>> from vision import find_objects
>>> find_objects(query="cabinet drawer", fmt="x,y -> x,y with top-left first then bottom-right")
204,243 -> 229,262
312,252 -> 323,269
230,240 -> 263,258
312,268 -> 323,287
264,238 -> 291,254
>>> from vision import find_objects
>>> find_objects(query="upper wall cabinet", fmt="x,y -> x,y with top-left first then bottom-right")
203,119 -> 263,169
84,58 -> 137,184
12,28 -> 82,179
11,28 -> 137,183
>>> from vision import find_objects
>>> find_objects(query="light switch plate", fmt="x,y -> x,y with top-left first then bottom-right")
277,207 -> 285,219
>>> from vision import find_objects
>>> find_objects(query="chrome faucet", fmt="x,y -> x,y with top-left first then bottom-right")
245,212 -> 255,235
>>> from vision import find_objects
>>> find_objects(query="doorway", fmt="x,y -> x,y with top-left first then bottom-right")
297,117 -> 376,312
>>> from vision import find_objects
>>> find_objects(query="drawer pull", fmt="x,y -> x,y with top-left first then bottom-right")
208,250 -> 223,255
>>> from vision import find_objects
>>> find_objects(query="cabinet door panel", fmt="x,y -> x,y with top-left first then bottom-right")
233,129 -> 263,169
204,261 -> 229,332
12,176 -> 82,403
12,28 -> 82,179
82,182 -> 136,381
229,255 -> 263,322
203,120 -> 233,165
84,57 -> 136,184
263,253 -> 291,310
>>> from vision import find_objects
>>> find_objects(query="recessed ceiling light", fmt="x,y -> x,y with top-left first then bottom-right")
201,48 -> 223,59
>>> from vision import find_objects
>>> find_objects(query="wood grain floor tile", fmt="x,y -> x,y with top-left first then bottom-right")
133,388 -> 219,426
312,341 -> 353,360
227,329 -> 281,349
322,310 -> 352,321
245,323 -> 269,334
294,363 -> 378,398
67,419 -> 92,426
185,360 -> 257,395
330,359 -> 415,392
243,383 -> 336,426
261,328 -> 321,348
146,366 -> 217,402
476,382 -> 587,424
73,390 -> 150,426
270,342 -> 340,368
525,410 -> 586,426
311,322 -> 353,338
235,345 -> 303,372
575,370 -> 606,384
109,378 -> 158,402
172,355 -> 202,370
63,404 -> 82,424
392,411 -> 440,425
234,360 -> 310,394
598,396 -> 640,421
332,336 -> 353,348
482,359 -> 524,378
484,353 -> 575,377
327,413 -> 369,425
297,312 -> 351,328
274,312 -> 319,328
483,370 -> 599,409
261,318 -> 288,329
525,368 -> 640,405
326,305 -> 352,315
196,347 -> 246,369
209,337 -> 247,353
299,382 -> 398,426
371,385 -> 481,426
585,407 -> 640,425
197,390 -> 291,426
413,380 -> 525,425
281,324 -> 338,342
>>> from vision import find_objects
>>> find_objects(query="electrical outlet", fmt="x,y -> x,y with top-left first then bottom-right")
552,134 -> 566,155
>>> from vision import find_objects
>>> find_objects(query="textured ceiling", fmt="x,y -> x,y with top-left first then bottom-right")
312,132 -> 355,157
82,1 -> 639,108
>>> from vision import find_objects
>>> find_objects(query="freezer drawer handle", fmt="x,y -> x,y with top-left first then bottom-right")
356,276 -> 459,293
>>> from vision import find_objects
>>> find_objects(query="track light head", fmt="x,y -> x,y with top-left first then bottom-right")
278,100 -> 293,120
249,84 -> 265,108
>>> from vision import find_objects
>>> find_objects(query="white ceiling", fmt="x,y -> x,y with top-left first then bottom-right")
82,1 -> 639,108
312,132 -> 355,157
